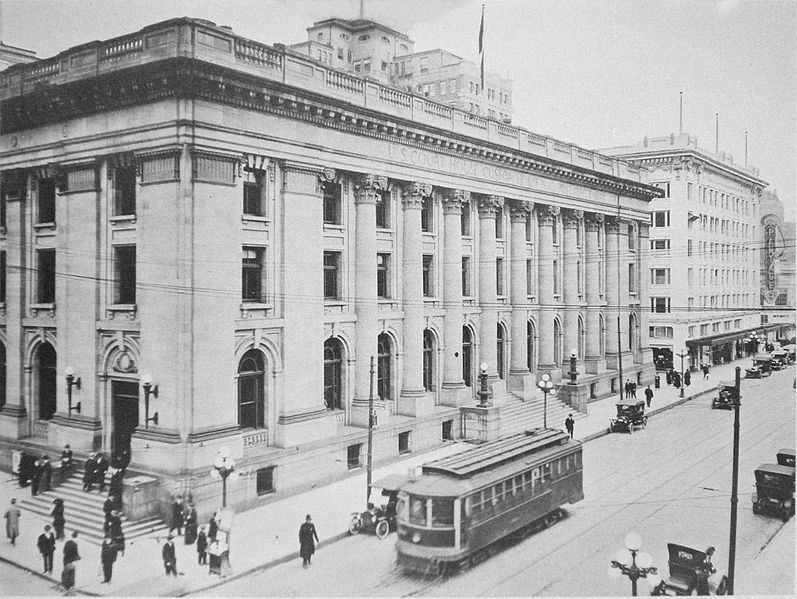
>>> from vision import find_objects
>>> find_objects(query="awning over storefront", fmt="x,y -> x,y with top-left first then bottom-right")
685,324 -> 783,349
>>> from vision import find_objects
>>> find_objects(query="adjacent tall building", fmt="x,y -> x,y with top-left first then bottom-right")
759,190 -> 796,340
0,18 -> 658,511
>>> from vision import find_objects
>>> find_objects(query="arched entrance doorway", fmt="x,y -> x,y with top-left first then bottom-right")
238,349 -> 266,429
462,326 -> 473,387
324,338 -> 344,410
37,343 -> 57,421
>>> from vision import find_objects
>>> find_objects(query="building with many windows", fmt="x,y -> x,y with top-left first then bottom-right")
603,133 -> 771,371
759,190 -> 796,340
0,18 -> 658,511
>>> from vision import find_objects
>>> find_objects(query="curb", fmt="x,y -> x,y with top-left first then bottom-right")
0,552 -> 101,597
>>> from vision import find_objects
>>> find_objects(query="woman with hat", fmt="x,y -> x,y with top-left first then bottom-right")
51,498 -> 65,540
108,510 -> 125,556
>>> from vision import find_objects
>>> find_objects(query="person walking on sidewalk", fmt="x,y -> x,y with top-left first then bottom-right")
100,535 -> 118,583
4,498 -> 20,546
197,526 -> 208,565
208,512 -> 218,542
184,503 -> 198,545
299,514 -> 319,568
61,531 -> 81,591
684,370 -> 691,387
702,364 -> 710,380
51,498 -> 65,540
37,524 -> 56,574
564,414 -> 575,439
170,495 -> 184,536
644,385 -> 654,409
654,374 -> 660,389
162,534 -> 178,576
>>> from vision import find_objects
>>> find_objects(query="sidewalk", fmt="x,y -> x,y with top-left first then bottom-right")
0,359 -> 750,597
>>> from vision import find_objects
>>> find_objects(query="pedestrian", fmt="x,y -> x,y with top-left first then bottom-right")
702,364 -> 710,380
103,496 -> 114,532
31,457 -> 42,496
299,514 -> 319,568
654,374 -> 660,390
162,534 -> 177,576
630,382 -> 637,399
108,468 -> 124,505
184,503 -> 198,545
170,495 -> 184,536
37,524 -> 56,574
40,455 -> 52,493
673,372 -> 681,388
108,510 -> 125,556
644,385 -> 653,409
208,512 -> 218,542
623,379 -> 630,399
61,531 -> 81,591
4,498 -> 20,546
100,535 -> 118,583
112,446 -> 131,471
666,369 -> 673,385
52,498 -> 65,540
94,453 -> 109,493
696,546 -> 717,595
60,445 -> 73,478
684,370 -> 691,387
197,526 -> 208,565
564,414 -> 575,439
82,453 -> 96,492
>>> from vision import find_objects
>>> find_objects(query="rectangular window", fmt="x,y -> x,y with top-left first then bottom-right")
577,261 -> 583,294
37,178 -> 56,224
496,257 -> 504,295
398,431 -> 411,454
421,196 -> 433,232
652,181 -> 670,198
37,248 -> 56,303
323,251 -> 341,299
687,239 -> 693,257
243,180 -> 263,217
553,259 -> 559,294
526,259 -> 534,297
442,420 -> 453,441
375,191 -> 390,228
256,467 -> 275,495
422,255 -> 434,297
323,182 -> 342,225
347,443 -> 362,469
462,256 -> 471,296
113,167 -> 136,216
650,297 -> 670,313
377,253 -> 391,298
242,247 -> 265,302
651,268 -> 670,285
0,251 -> 5,303
113,245 -> 136,304
628,263 -> 636,292
495,206 -> 503,239
627,223 -> 636,250
650,239 -> 670,250
440,80 -> 448,95
419,57 -> 428,73
461,204 -> 471,236
652,211 -> 670,227
688,268 -> 694,287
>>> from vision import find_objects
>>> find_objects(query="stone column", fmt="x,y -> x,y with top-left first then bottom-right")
440,190 -> 469,407
536,204 -> 560,379
584,213 -> 606,373
604,216 -> 621,370
398,182 -> 435,417
507,200 -> 534,396
618,219 -> 631,359
477,195 -> 502,384
562,209 -> 583,369
351,174 -> 387,422
637,221 -> 655,376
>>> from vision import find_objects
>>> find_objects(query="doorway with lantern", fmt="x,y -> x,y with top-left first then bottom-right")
111,380 -> 139,460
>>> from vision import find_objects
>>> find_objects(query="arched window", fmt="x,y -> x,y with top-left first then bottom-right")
599,313 -> 605,355
527,321 -> 535,372
37,342 -> 57,420
462,326 -> 473,387
0,342 -> 5,409
578,316 -> 585,362
423,330 -> 434,392
324,338 -> 344,410
628,313 -> 636,353
377,334 -> 392,401
497,323 -> 506,379
238,350 -> 265,429
553,318 -> 562,366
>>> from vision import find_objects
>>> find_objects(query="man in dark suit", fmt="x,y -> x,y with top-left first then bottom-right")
162,535 -> 177,576
94,453 -> 109,493
60,445 -> 73,477
37,524 -> 56,573
39,456 -> 53,493
100,536 -> 118,583
31,458 -> 42,496
82,453 -> 96,491
170,496 -> 184,536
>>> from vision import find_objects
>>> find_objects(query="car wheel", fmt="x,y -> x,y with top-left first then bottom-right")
348,516 -> 361,535
375,519 -> 390,540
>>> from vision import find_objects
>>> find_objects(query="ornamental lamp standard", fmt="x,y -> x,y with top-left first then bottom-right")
746,332 -> 759,360
64,367 -> 81,417
608,532 -> 660,596
537,373 -> 555,428
210,446 -> 236,508
675,349 -> 688,398
141,374 -> 159,428
568,350 -> 578,384
477,362 -> 491,407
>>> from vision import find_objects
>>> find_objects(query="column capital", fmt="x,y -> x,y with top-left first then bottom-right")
584,212 -> 605,232
562,208 -> 584,229
442,189 -> 470,214
477,194 -> 504,217
536,203 -> 560,226
604,215 -> 622,234
508,199 -> 533,221
354,173 -> 388,204
400,181 -> 433,209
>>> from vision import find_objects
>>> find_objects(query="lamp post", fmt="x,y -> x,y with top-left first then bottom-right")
210,446 -> 236,508
568,350 -> 578,384
141,374 -> 159,428
477,362 -> 491,407
608,532 -> 660,596
537,373 -> 554,428
675,349 -> 688,398
746,332 -> 759,360
64,367 -> 81,417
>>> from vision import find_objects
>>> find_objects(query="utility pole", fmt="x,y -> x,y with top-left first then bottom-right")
678,91 -> 683,135
366,355 -> 375,505
727,366 -> 741,594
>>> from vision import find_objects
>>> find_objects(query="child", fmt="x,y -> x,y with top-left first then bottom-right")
197,526 -> 208,565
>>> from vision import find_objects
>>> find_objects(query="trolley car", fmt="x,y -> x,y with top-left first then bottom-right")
395,428 -> 583,574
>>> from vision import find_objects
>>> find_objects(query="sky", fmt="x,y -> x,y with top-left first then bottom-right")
2,0 -> 795,219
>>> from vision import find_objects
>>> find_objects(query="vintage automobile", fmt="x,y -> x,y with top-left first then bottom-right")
652,543 -> 728,595
777,448 -> 796,468
348,473 -> 406,539
752,463 -> 795,521
782,344 -> 796,364
745,356 -> 772,379
771,349 -> 789,370
609,400 -> 647,434
711,382 -> 736,410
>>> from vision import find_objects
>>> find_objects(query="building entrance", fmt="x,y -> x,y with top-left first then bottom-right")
111,380 -> 139,459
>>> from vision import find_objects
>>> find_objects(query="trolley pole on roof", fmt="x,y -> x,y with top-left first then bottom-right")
367,355 -> 375,505
727,366 -> 741,594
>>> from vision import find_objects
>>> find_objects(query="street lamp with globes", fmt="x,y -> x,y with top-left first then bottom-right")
210,446 -> 236,508
608,532 -> 660,596
536,373 -> 555,428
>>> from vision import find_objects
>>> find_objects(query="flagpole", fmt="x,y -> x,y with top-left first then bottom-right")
678,92 -> 683,135
478,4 -> 485,96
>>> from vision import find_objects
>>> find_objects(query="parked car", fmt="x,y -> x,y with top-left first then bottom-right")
348,474 -> 406,539
746,356 -> 772,378
609,400 -> 647,434
711,382 -> 736,410
752,463 -> 795,521
652,543 -> 728,595
777,448 -> 796,468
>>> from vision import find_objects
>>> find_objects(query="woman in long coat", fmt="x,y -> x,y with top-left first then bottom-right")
51,498 -> 65,540
183,504 -> 198,545
298,514 -> 319,567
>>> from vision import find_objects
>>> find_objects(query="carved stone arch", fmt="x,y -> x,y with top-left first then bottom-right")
324,329 -> 354,361
234,334 -> 283,374
422,322 -> 443,346
379,323 -> 402,357
99,335 -> 141,378
24,329 -> 58,368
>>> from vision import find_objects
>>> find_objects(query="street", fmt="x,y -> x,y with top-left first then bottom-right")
195,367 -> 795,596
0,559 -> 82,597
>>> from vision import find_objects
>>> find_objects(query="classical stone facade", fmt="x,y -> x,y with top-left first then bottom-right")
0,18 -> 658,510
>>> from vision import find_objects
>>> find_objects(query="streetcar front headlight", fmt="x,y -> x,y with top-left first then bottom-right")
412,532 -> 422,544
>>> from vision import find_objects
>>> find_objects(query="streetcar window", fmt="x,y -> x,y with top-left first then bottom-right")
431,498 -> 454,527
541,463 -> 551,483
409,496 -> 427,526
514,475 -> 522,494
523,470 -> 532,489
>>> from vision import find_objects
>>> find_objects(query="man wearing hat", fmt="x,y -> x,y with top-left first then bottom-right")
107,510 -> 125,556
94,453 -> 109,493
37,524 -> 56,573
162,534 -> 177,576
4,498 -> 20,546
51,498 -> 65,540
60,445 -> 73,477
82,453 -> 96,491
100,535 -> 118,583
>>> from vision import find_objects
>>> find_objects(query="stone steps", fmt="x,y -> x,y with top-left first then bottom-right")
500,391 -> 585,437
16,470 -> 168,545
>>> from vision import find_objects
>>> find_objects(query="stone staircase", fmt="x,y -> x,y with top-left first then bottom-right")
499,389 -> 586,437
17,470 -> 169,545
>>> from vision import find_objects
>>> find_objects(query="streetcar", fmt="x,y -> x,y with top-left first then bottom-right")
395,428 -> 583,575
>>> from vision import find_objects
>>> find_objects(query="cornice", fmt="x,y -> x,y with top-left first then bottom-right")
1,57 -> 662,201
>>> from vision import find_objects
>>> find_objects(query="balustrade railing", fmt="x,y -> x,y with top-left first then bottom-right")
101,36 -> 144,62
462,113 -> 488,129
242,429 -> 269,448
235,39 -> 283,70
33,420 -> 49,438
378,86 -> 412,108
420,99 -> 452,120
326,70 -> 363,95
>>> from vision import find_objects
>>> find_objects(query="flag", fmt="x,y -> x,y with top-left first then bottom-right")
478,4 -> 485,93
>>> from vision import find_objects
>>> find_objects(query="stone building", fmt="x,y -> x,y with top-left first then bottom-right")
759,190 -> 796,340
603,133 -> 770,371
0,18 -> 658,511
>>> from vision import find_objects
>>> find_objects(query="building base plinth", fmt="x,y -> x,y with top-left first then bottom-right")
47,414 -> 102,452
460,404 -> 501,443
349,400 -> 391,428
584,356 -> 607,374
396,390 -> 435,418
439,383 -> 472,407
507,371 -> 534,400
276,409 -> 337,446
0,405 -> 29,439
557,382 -> 589,414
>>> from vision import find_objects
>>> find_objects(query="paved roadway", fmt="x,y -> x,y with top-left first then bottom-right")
194,367 -> 795,597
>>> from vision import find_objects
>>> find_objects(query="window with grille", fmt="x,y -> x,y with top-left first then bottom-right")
242,247 -> 265,302
256,467 -> 275,495
422,255 -> 433,297
375,191 -> 390,228
377,253 -> 391,298
461,204 -> 471,236
347,444 -> 362,469
421,196 -> 433,232
398,431 -> 410,454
